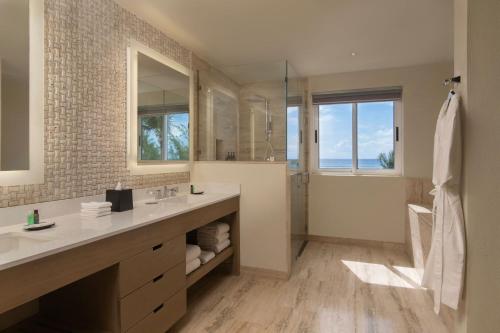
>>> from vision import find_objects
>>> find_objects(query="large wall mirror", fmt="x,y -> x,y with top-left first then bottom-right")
127,41 -> 192,174
0,0 -> 44,185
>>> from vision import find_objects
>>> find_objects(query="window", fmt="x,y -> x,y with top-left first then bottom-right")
287,106 -> 300,169
312,88 -> 402,174
139,111 -> 189,161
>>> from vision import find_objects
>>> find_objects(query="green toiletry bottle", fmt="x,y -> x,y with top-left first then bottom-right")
27,212 -> 34,225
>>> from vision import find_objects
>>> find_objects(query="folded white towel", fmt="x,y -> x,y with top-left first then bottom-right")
199,250 -> 215,264
80,207 -> 111,213
200,239 -> 230,254
186,258 -> 201,275
186,244 -> 201,262
81,201 -> 112,209
197,232 -> 229,245
80,211 -> 111,218
198,222 -> 230,237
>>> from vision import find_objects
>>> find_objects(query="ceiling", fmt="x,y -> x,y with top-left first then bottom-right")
114,0 -> 454,77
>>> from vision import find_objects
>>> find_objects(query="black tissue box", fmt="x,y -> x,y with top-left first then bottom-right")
105,189 -> 133,212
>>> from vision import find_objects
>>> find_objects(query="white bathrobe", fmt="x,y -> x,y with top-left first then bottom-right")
422,93 -> 466,314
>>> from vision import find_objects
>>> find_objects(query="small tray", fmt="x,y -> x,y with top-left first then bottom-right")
23,221 -> 55,231
192,191 -> 204,195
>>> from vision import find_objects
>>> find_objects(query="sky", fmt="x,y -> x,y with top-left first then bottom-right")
287,106 -> 300,160
318,101 -> 394,160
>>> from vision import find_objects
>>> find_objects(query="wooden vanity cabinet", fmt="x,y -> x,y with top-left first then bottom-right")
118,234 -> 186,332
0,196 -> 240,333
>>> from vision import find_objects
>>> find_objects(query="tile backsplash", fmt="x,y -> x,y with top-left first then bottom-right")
0,0 -> 194,208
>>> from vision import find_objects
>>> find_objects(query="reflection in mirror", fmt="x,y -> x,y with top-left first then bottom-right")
0,0 -> 29,171
205,88 -> 238,161
137,52 -> 189,162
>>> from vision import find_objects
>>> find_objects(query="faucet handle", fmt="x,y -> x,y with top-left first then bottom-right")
149,189 -> 162,200
169,186 -> 179,197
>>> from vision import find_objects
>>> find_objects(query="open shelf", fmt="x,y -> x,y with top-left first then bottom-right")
186,246 -> 234,288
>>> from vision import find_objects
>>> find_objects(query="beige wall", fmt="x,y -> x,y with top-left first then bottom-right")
453,0 -> 468,331
309,175 -> 406,243
1,74 -> 29,170
192,162 -> 290,274
307,63 -> 452,243
455,0 -> 500,331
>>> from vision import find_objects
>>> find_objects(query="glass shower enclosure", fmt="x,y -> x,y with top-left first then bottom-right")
196,60 -> 307,262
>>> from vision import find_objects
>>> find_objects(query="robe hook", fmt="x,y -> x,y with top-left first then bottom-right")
443,76 -> 461,87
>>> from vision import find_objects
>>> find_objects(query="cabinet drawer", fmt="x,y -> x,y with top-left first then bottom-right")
119,234 -> 185,296
126,289 -> 186,333
120,262 -> 185,330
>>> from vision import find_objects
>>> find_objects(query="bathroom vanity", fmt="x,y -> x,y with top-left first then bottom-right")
0,192 -> 240,332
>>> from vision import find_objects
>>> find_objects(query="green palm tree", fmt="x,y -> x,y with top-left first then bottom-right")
378,150 -> 395,169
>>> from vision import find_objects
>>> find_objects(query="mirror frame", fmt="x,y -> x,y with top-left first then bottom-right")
0,0 -> 44,186
127,41 -> 194,175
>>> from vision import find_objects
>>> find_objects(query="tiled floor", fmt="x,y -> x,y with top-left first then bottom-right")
171,241 -> 451,333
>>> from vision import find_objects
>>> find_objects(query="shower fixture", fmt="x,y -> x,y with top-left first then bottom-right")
246,95 -> 275,161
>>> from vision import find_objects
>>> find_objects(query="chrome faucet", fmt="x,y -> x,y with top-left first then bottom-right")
162,185 -> 179,198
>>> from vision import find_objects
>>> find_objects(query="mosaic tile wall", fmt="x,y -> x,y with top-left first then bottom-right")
0,0 -> 193,208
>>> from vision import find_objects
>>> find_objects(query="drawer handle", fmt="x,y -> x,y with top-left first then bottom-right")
152,243 -> 163,251
153,274 -> 164,283
153,303 -> 164,313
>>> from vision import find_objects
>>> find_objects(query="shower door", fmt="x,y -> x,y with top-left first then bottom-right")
287,63 -> 307,262
290,172 -> 308,261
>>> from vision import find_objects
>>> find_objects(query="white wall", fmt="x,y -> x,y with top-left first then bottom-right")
454,0 -> 500,331
191,162 -> 290,274
307,63 -> 452,243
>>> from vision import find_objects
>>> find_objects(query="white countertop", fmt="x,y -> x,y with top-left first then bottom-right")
0,190 -> 239,272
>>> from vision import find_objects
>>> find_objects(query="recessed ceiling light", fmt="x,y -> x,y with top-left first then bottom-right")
351,52 -> 357,56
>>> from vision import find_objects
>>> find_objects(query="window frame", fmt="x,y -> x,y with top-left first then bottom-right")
311,99 -> 403,176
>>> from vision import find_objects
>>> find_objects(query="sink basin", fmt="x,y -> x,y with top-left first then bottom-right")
0,232 -> 52,254
164,195 -> 207,205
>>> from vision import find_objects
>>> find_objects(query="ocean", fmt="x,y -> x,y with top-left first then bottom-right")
320,159 -> 383,169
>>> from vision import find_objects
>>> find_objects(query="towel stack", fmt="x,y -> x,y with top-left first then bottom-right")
186,244 -> 201,275
80,202 -> 112,218
197,222 -> 231,254
185,244 -> 218,275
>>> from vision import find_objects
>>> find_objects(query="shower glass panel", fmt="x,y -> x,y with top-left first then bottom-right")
286,63 -> 305,169
286,62 -> 307,262
196,61 -> 287,161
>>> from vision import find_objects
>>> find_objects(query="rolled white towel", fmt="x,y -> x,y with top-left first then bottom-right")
198,222 -> 230,237
186,244 -> 201,262
186,258 -> 201,275
197,232 -> 229,245
81,202 -> 112,209
199,251 -> 215,264
200,239 -> 230,254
